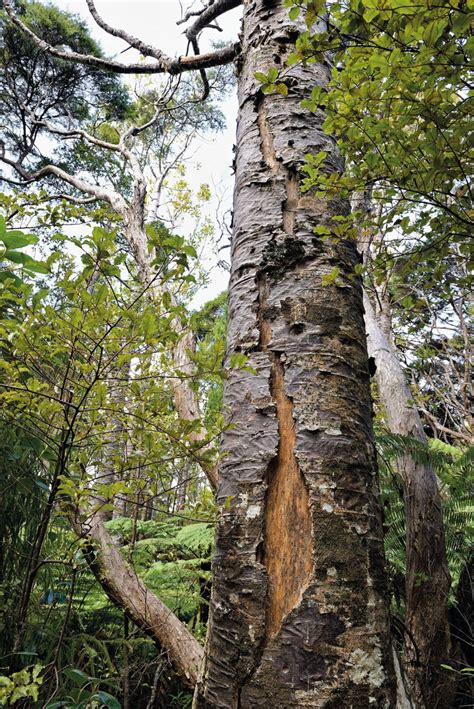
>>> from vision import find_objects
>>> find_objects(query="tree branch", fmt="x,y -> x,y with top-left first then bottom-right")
85,0 -> 168,62
3,0 -> 239,75
0,153 -> 127,215
72,512 -> 203,687
185,0 -> 243,41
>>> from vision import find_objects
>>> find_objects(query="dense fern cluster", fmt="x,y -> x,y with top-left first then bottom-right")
378,434 -> 473,592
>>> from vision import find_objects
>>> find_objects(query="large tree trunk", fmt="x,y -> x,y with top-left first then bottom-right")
194,2 -> 398,705
363,291 -> 453,708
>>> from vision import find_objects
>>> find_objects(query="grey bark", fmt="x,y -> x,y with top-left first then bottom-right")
354,188 -> 453,707
194,2 -> 398,705
363,291 -> 453,709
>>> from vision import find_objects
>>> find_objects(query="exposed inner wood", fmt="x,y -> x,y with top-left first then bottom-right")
256,97 -> 281,174
263,352 -> 314,639
256,96 -> 300,236
256,96 -> 314,640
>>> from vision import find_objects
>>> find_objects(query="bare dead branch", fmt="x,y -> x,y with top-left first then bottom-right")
50,194 -> 98,205
0,153 -> 127,214
184,0 -> 243,40
3,0 -> 239,75
31,118 -> 124,154
189,38 -> 211,100
85,0 -> 168,62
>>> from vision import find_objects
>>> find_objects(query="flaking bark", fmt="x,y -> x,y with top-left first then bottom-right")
194,1 -> 398,705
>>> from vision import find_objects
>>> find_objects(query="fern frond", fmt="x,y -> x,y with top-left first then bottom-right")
175,522 -> 214,552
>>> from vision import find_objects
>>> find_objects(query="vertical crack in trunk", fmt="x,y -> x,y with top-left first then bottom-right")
282,169 -> 299,235
256,95 -> 300,238
256,95 -> 313,643
256,95 -> 281,175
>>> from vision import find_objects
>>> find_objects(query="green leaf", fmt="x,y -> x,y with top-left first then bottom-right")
93,690 -> 121,708
267,67 -> 279,83
1,231 -> 39,249
32,288 -> 49,309
175,522 -> 214,552
96,284 -> 108,305
229,352 -> 249,369
313,225 -> 331,236
422,19 -> 446,46
63,668 -> 90,687
25,260 -> 50,274
4,251 -> 49,273
35,479 -> 50,493
183,243 -> 198,259
275,82 -> 289,96
0,270 -> 22,285
142,310 -> 156,339
287,51 -> 301,65
254,71 -> 268,83
364,7 -> 379,23
289,6 -> 300,20
321,266 -> 341,286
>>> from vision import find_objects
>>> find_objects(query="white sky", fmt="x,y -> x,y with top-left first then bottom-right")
56,1 -> 242,306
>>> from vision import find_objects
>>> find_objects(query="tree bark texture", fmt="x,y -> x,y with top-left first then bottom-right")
195,2 -> 397,706
363,292 -> 453,709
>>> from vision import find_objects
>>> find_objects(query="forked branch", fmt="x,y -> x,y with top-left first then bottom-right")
184,0 -> 243,41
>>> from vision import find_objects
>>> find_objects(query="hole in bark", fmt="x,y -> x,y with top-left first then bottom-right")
277,30 -> 300,44
368,356 -> 377,377
290,323 -> 305,334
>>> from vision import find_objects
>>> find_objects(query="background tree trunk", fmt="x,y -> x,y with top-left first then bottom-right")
363,292 -> 453,708
127,223 -> 218,490
194,2 -> 398,705
353,188 -> 453,707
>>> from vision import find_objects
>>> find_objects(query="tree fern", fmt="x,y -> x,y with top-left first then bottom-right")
376,433 -> 473,592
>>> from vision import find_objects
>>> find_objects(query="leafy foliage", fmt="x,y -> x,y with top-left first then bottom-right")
0,664 -> 44,705
287,0 -> 472,254
0,212 -> 219,704
0,1 -> 130,170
